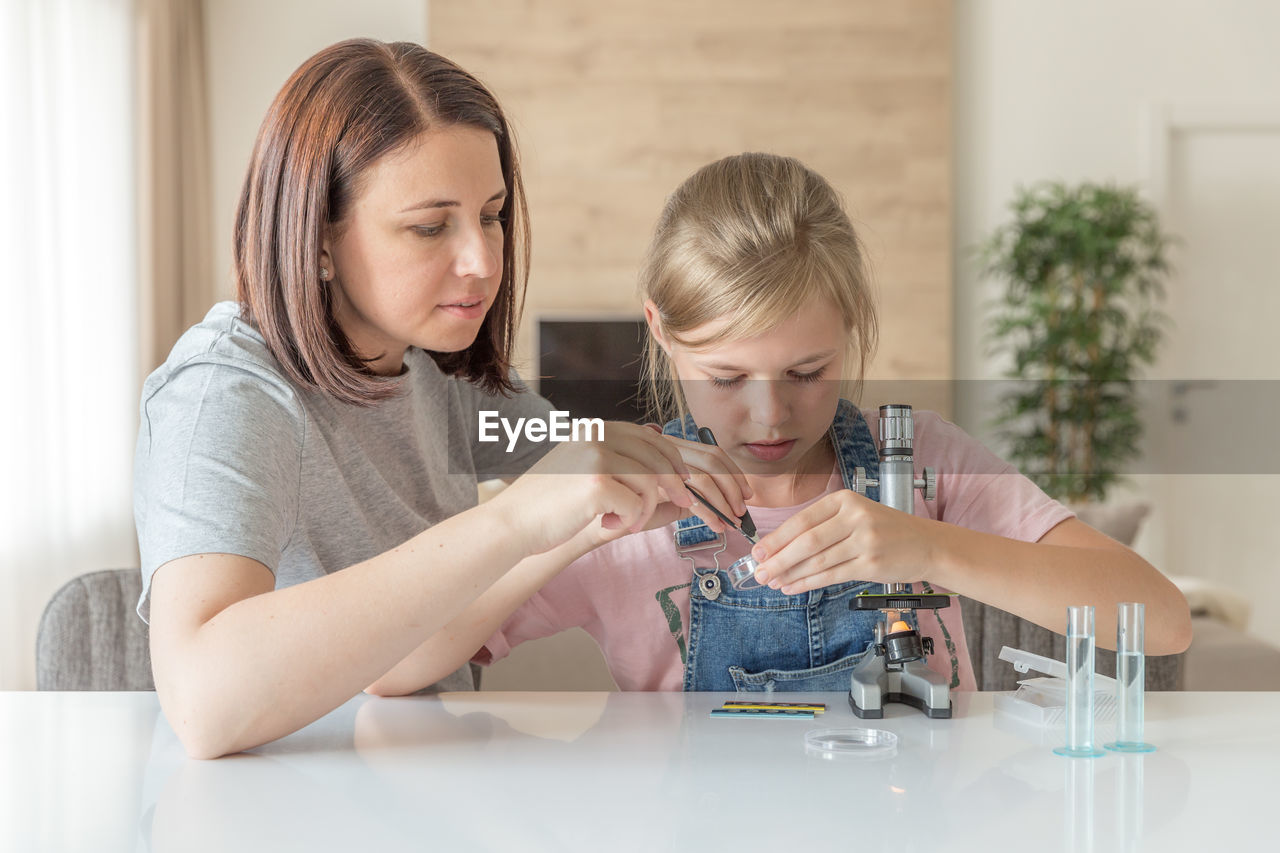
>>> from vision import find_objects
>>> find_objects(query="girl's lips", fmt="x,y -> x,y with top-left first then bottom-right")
743,439 -> 796,462
438,300 -> 486,320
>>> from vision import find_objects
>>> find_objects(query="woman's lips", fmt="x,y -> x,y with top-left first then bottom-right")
743,439 -> 796,461
438,299 -> 486,320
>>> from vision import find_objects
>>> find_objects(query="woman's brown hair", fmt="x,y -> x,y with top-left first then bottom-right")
234,39 -> 529,405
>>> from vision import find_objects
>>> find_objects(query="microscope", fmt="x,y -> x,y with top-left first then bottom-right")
848,404 -> 954,719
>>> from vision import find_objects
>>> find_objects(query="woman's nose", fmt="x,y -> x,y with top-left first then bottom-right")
455,224 -> 501,279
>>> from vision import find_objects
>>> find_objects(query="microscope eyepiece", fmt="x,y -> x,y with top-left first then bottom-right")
878,404 -> 914,455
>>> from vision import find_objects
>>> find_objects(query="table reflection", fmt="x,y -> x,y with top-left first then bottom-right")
978,705 -> 1189,853
132,691 -> 1195,853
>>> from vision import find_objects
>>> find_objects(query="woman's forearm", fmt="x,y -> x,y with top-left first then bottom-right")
364,528 -> 601,696
927,519 -> 1192,655
153,501 -> 533,758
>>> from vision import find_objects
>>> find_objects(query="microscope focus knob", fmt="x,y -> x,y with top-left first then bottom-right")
920,467 -> 937,501
852,467 -> 879,496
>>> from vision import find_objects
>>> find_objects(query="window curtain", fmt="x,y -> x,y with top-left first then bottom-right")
0,0 -> 212,690
0,0 -> 139,690
136,0 -> 213,374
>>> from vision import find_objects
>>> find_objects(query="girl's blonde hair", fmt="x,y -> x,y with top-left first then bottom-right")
639,152 -> 878,423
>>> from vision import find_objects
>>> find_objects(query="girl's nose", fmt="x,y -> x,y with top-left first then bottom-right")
746,380 -> 789,428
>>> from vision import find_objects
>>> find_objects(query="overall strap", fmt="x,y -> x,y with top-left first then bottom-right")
663,414 -> 723,547
829,399 -> 880,502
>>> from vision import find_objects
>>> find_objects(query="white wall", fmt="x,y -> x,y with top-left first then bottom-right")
954,0 -> 1280,381
203,0 -> 426,298
953,1 -> 1280,644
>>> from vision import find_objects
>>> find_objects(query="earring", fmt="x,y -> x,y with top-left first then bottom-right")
319,267 -> 331,281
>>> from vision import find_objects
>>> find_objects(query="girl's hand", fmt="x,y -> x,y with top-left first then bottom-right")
494,422 -> 751,554
749,491 -> 940,595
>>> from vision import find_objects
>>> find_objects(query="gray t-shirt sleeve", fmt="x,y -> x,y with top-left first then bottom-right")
134,358 -> 303,621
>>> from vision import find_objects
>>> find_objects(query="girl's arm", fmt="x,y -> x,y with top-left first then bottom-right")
925,516 -> 1190,654
366,465 -> 729,696
751,497 -> 1192,655
361,525 -> 598,696
365,426 -> 759,696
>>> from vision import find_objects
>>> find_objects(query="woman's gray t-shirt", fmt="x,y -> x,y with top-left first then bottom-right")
133,302 -> 554,690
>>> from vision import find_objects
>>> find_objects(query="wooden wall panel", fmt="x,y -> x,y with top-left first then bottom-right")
431,0 -> 952,405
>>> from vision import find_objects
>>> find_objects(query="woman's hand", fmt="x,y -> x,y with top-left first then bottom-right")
650,427 -> 754,538
749,490 -> 941,595
494,422 -> 751,555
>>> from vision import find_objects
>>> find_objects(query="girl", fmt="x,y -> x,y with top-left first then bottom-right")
388,152 -> 1191,694
135,40 -> 747,758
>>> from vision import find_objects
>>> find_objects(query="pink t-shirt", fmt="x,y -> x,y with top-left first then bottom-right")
477,410 -> 1075,692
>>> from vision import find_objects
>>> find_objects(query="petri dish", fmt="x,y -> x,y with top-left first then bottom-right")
726,554 -> 764,590
805,727 -> 898,760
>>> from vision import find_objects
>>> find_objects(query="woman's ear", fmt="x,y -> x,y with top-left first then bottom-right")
643,300 -> 672,355
318,237 -> 335,282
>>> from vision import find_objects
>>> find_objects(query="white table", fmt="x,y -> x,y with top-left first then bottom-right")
2,690 -> 1274,851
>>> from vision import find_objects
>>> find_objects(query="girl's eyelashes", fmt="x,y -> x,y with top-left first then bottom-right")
792,366 -> 827,384
708,366 -> 827,389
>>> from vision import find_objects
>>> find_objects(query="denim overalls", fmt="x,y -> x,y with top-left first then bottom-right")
664,399 -> 952,692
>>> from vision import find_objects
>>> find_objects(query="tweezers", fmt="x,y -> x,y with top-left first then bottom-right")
684,427 -> 759,545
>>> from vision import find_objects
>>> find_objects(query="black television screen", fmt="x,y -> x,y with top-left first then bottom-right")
537,318 -> 648,423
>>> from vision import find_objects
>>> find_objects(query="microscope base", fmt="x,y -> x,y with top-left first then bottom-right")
849,655 -> 952,719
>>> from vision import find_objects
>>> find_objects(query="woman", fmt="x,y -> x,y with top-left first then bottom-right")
135,39 -> 747,758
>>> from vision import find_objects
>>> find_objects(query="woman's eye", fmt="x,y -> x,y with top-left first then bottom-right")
711,376 -> 743,389
481,214 -> 506,228
412,223 -> 445,237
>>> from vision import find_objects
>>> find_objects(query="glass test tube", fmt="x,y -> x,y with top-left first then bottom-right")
1054,605 -> 1104,758
1106,602 -> 1157,753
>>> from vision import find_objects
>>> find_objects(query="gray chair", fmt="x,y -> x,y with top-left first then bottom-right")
960,596 -> 1185,691
36,569 -> 154,691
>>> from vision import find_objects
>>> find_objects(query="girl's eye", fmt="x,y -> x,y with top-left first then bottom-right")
412,223 -> 445,237
790,367 -> 827,384
481,213 -> 506,228
711,367 -> 826,389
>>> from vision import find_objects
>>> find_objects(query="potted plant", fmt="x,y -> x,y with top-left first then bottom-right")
981,182 -> 1173,537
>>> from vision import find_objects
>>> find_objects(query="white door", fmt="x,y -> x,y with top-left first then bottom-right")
1138,107 -> 1280,647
